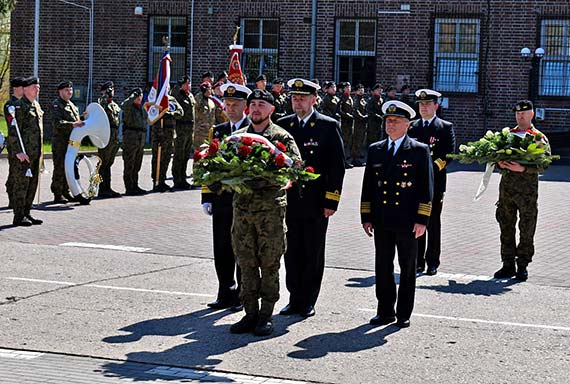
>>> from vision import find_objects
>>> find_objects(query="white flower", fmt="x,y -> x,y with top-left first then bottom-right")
502,127 -> 510,135
485,130 -> 494,139
459,144 -> 468,151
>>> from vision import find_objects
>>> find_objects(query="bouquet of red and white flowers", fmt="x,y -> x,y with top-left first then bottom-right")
193,133 -> 319,194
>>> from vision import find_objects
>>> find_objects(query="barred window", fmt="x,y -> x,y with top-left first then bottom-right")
241,18 -> 279,84
335,19 -> 376,87
148,16 -> 187,83
433,18 -> 480,93
540,19 -> 570,96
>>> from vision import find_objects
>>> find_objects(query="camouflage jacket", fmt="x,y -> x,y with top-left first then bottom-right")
3,96 -> 20,155
172,87 -> 195,125
233,122 -> 302,212
121,94 -> 148,132
194,93 -> 216,132
271,92 -> 288,122
12,96 -> 43,159
51,96 -> 80,138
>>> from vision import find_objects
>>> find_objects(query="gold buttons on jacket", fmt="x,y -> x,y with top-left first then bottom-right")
383,200 -> 387,204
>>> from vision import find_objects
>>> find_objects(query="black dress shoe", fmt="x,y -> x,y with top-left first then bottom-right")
134,187 -> 149,195
53,195 -> 69,204
173,182 -> 192,190
300,305 -> 316,318
369,315 -> 396,326
515,266 -> 528,281
396,319 -> 410,328
13,216 -> 33,227
207,299 -> 233,310
279,303 -> 299,316
153,183 -> 172,193
62,191 -> 75,201
229,303 -> 244,312
494,265 -> 516,279
25,215 -> 43,225
426,267 -> 438,276
230,314 -> 258,334
417,266 -> 425,273
254,316 -> 274,336
98,190 -> 114,199
344,162 -> 354,169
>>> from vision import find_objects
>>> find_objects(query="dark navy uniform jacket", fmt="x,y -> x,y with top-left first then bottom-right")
408,116 -> 455,194
277,111 -> 346,218
360,135 -> 434,232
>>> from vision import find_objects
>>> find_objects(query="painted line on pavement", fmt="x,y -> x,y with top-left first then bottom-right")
5,277 -> 214,298
60,242 -> 151,253
0,348 -> 44,360
146,366 -> 309,383
359,308 -> 570,331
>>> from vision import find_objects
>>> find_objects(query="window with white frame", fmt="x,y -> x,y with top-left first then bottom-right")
241,18 -> 279,83
433,18 -> 480,93
148,16 -> 187,83
539,19 -> 570,96
335,19 -> 376,87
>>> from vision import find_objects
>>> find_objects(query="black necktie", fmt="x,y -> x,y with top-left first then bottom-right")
299,120 -> 305,129
386,141 -> 395,164
424,120 -> 429,129
231,124 -> 236,133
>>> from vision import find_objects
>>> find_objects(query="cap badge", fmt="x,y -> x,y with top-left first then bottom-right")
227,86 -> 236,95
254,90 -> 261,97
388,104 -> 397,113
516,105 -> 521,111
420,91 -> 427,99
294,80 -> 304,88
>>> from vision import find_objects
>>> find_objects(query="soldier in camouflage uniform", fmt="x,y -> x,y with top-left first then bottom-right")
4,77 -> 26,208
121,88 -> 148,196
193,82 -> 216,150
171,75 -> 196,190
351,84 -> 368,166
97,81 -> 121,198
494,100 -> 550,282
366,83 -> 384,146
10,77 -> 43,226
50,80 -> 84,203
151,94 -> 183,192
212,81 -> 229,125
339,82 -> 355,168
230,89 -> 301,337
321,82 -> 340,121
270,79 -> 287,123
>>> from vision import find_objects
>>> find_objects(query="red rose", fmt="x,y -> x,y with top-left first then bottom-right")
275,141 -> 286,152
238,145 -> 252,157
275,153 -> 286,167
193,150 -> 203,162
208,139 -> 219,156
241,136 -> 254,146
305,166 -> 315,173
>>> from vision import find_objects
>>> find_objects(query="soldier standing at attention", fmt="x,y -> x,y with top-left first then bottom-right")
121,88 -> 148,196
193,82 -> 216,150
255,74 -> 267,91
351,84 -> 368,166
10,77 -> 44,226
202,83 -> 252,311
277,79 -> 345,318
212,81 -> 229,125
361,100 -> 433,328
408,89 -> 455,275
270,79 -> 287,123
494,100 -> 550,282
321,82 -> 340,122
230,89 -> 301,337
366,83 -> 384,146
172,75 -> 196,190
4,77 -> 26,208
50,80 -> 84,203
339,82 -> 354,169
97,81 -> 121,198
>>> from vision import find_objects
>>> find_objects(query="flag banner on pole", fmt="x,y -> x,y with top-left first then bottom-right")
145,51 -> 172,124
228,44 -> 245,85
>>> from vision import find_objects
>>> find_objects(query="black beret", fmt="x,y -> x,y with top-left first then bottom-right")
255,74 -> 267,82
130,87 -> 143,97
355,83 -> 365,90
513,100 -> 534,112
10,77 -> 26,88
247,88 -> 274,106
199,81 -> 212,93
323,81 -> 336,88
201,71 -> 213,79
178,75 -> 190,85
372,83 -> 383,91
400,84 -> 410,92
272,78 -> 284,85
57,80 -> 73,90
101,81 -> 114,91
216,71 -> 228,82
386,85 -> 397,92
23,76 -> 40,87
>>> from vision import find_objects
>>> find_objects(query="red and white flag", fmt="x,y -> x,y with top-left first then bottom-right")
145,51 -> 172,124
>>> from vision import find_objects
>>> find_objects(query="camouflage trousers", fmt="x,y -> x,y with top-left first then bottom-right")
192,124 -> 210,151
12,155 -> 40,218
495,174 -> 539,267
231,206 -> 287,317
351,120 -> 367,160
340,121 -> 353,159
151,124 -> 174,185
122,130 -> 146,191
97,136 -> 120,192
50,136 -> 71,197
172,123 -> 194,185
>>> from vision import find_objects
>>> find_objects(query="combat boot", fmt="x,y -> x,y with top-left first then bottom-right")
13,215 -> 33,227
254,315 -> 274,336
230,313 -> 258,334
493,264 -> 516,279
25,215 -> 43,225
515,265 -> 528,281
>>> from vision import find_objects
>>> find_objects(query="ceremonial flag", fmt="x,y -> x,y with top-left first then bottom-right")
228,44 -> 245,85
145,50 -> 172,124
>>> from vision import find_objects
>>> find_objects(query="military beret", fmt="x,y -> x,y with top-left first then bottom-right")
311,78 -> 320,86
287,78 -> 321,95
130,87 -> 143,97
213,81 -> 224,89
513,100 -> 533,112
221,83 -> 251,100
216,71 -> 228,82
201,71 -> 213,79
323,81 -> 336,88
272,78 -> 284,85
382,100 -> 416,120
199,81 -> 212,92
400,84 -> 410,92
101,81 -> 114,91
372,83 -> 383,91
386,85 -> 397,92
23,76 -> 40,87
247,88 -> 274,106
10,77 -> 26,88
415,88 -> 441,103
57,80 -> 73,90
255,74 -> 267,82
178,75 -> 190,85
355,83 -> 365,91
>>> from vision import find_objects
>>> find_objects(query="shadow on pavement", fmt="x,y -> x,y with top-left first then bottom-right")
288,323 -> 400,359
418,278 -> 520,296
345,273 -> 400,288
101,307 -> 303,380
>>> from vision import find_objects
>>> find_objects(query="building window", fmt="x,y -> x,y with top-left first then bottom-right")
335,19 -> 376,87
540,19 -> 570,96
433,18 -> 480,93
148,16 -> 187,83
241,18 -> 279,83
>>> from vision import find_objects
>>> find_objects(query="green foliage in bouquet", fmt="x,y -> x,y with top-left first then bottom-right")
193,135 -> 319,194
448,127 -> 559,169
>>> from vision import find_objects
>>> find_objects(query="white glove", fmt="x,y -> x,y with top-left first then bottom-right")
202,203 -> 213,216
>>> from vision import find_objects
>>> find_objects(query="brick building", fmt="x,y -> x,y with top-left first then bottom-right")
10,0 -> 570,142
